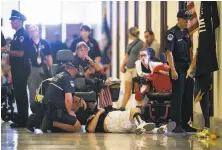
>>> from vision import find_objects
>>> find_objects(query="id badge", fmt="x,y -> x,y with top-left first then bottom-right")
37,56 -> 42,64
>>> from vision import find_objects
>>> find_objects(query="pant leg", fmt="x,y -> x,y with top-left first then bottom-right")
28,67 -> 43,111
169,69 -> 186,125
12,69 -> 29,125
194,78 -> 210,128
181,77 -> 194,125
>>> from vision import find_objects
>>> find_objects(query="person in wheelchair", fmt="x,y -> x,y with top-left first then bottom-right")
135,48 -> 169,78
85,107 -> 176,134
39,60 -> 87,133
74,41 -> 114,109
74,41 -> 103,80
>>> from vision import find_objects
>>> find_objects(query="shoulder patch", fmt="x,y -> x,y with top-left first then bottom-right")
19,36 -> 24,42
70,80 -> 75,87
167,34 -> 174,41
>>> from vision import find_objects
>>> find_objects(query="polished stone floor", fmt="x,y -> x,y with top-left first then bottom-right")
1,122 -> 222,150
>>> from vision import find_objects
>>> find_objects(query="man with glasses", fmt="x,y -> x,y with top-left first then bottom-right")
28,25 -> 53,112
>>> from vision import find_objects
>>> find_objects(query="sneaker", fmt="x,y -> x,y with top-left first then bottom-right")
135,122 -> 156,134
34,129 -> 43,134
166,121 -> 176,132
26,114 -> 35,133
40,116 -> 52,133
157,128 -> 165,134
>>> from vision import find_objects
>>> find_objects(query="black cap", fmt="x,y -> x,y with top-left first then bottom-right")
66,61 -> 79,69
80,24 -> 91,32
9,10 -> 26,21
177,9 -> 192,20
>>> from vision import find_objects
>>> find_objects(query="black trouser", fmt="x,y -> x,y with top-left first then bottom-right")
170,69 -> 194,126
11,68 -> 30,125
194,78 -> 210,128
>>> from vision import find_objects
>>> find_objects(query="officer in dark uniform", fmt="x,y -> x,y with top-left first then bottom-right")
4,10 -> 33,128
40,61 -> 86,133
165,10 -> 196,133
70,25 -> 101,64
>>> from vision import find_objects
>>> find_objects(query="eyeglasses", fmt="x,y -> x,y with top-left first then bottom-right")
140,54 -> 147,57
76,44 -> 88,50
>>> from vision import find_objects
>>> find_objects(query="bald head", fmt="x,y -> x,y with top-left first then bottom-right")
28,25 -> 39,39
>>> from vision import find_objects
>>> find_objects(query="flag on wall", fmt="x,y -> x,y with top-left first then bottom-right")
194,1 -> 220,104
186,1 -> 199,35
101,3 -> 112,65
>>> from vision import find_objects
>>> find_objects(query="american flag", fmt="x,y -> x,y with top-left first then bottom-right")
186,1 -> 199,35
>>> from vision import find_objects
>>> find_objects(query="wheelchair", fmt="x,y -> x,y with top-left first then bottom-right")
1,83 -> 17,122
132,59 -> 172,125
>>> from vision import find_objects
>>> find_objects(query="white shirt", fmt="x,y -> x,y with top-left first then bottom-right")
135,60 -> 163,77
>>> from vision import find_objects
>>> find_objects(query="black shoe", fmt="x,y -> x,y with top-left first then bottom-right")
26,114 -> 35,132
182,124 -> 197,132
40,116 -> 52,133
10,123 -> 26,128
172,125 -> 185,133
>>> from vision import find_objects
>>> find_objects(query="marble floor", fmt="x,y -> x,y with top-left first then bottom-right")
1,122 -> 222,150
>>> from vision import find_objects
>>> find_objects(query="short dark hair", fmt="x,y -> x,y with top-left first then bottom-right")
144,30 -> 154,36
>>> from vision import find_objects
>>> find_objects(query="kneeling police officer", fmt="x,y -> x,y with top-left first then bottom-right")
40,61 -> 86,133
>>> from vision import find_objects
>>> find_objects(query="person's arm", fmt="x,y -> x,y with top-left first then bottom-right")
1,32 -> 7,53
120,54 -> 128,73
85,55 -> 102,71
135,60 -> 144,77
6,35 -> 31,57
87,109 -> 105,133
65,93 -> 74,115
63,77 -> 76,115
70,40 -> 77,54
43,41 -> 53,69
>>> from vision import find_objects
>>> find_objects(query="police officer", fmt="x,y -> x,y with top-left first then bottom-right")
70,25 -> 101,64
4,10 -> 33,128
165,10 -> 196,133
28,24 -> 53,112
40,61 -> 86,133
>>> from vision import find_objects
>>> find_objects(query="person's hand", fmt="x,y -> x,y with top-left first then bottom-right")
80,99 -> 87,110
171,69 -> 178,80
69,111 -> 76,117
120,66 -> 125,73
187,68 -> 194,78
78,51 -> 85,59
98,108 -> 105,114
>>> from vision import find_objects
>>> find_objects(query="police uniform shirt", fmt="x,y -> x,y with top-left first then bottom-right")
1,31 -> 7,47
9,27 -> 32,70
30,39 -> 52,67
165,25 -> 191,69
70,37 -> 101,61
42,70 -> 75,109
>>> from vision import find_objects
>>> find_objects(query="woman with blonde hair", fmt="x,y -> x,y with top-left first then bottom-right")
120,27 -> 143,110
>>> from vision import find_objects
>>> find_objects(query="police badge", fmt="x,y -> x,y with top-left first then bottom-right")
167,34 -> 174,41
19,36 -> 24,42
70,81 -> 75,87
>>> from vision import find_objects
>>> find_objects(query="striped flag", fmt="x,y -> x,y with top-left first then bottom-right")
186,1 -> 199,35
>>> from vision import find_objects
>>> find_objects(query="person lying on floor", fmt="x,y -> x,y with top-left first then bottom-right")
39,60 -> 87,133
85,107 -> 176,134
